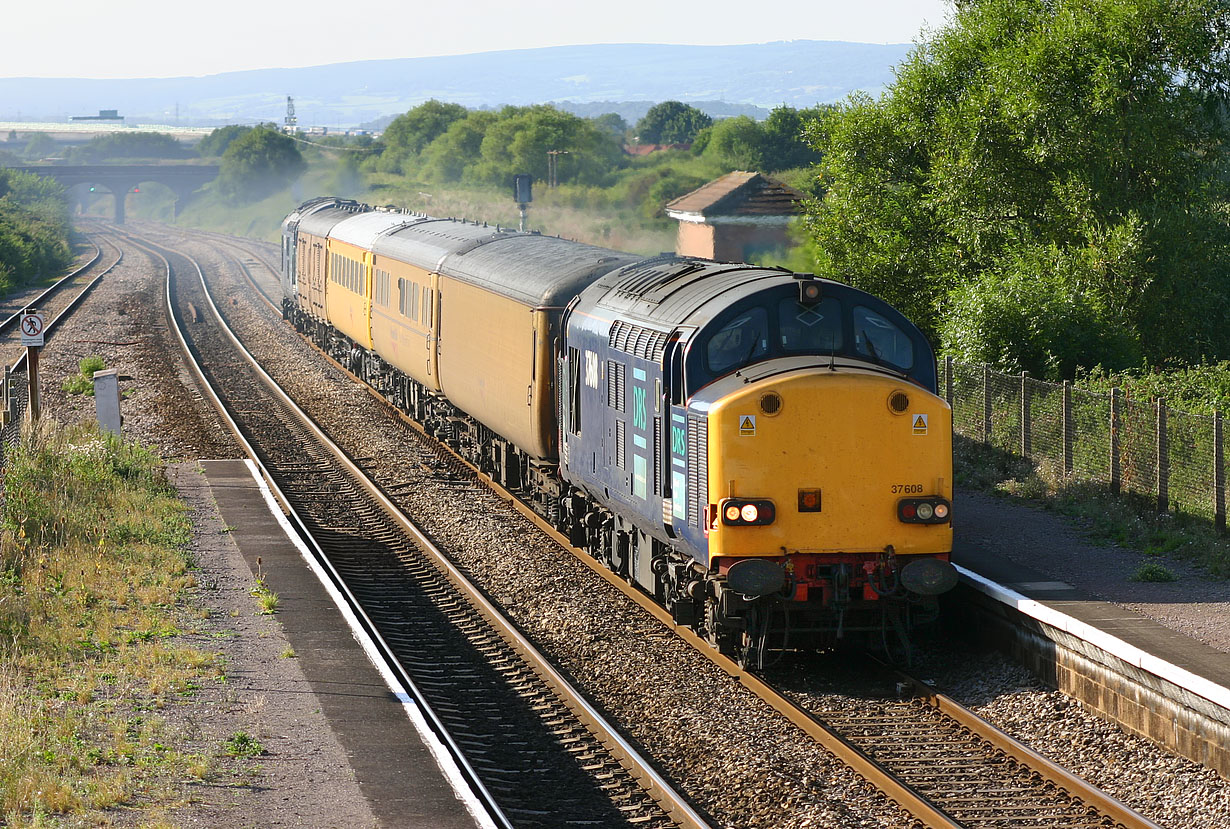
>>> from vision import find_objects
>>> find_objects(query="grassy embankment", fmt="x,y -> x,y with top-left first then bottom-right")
954,436 -> 1230,583
0,421 -> 222,826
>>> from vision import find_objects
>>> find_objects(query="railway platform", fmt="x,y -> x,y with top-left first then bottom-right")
950,489 -> 1230,776
198,458 -> 486,829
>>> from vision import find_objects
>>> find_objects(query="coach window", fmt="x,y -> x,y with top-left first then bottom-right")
779,296 -> 842,353
706,307 -> 768,375
852,305 -> 914,371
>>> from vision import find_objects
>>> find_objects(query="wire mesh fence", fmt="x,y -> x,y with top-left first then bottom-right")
941,357 -> 1228,528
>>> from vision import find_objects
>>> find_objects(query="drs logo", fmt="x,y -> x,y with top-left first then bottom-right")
632,386 -> 647,430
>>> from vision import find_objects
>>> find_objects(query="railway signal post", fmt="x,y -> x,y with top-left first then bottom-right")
513,174 -> 532,232
20,308 -> 44,422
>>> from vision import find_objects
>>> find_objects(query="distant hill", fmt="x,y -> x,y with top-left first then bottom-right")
0,41 -> 913,129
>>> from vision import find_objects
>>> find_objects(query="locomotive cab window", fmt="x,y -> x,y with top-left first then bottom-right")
853,305 -> 914,372
706,307 -> 768,375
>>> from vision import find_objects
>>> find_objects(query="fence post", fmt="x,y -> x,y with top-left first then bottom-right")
1020,371 -> 1031,458
1062,380 -> 1073,475
1110,387 -> 1122,494
982,364 -> 992,444
1156,398 -> 1169,513
945,356 -> 953,408
1215,410 -> 1225,533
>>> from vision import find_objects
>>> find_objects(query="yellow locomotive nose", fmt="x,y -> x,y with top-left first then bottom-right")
704,368 -> 952,561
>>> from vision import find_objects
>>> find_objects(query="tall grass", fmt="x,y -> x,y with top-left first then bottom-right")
0,420 -> 217,824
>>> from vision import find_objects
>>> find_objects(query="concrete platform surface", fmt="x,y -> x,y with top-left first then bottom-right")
200,459 -> 487,829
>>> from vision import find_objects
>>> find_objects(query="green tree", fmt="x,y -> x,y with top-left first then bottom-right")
473,105 -> 624,187
701,116 -> 765,170
804,0 -> 1230,378
0,169 -> 71,292
420,111 -> 499,182
591,113 -> 629,142
635,101 -> 713,145
21,132 -> 57,161
197,125 -> 253,158
216,128 -> 305,204
377,100 -> 469,174
758,106 -> 826,172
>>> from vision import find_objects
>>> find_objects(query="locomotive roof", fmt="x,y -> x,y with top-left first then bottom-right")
586,256 -> 795,329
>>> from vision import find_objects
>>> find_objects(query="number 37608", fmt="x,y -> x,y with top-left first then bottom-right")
891,484 -> 924,494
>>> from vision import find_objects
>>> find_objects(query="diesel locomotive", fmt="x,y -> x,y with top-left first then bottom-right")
281,196 -> 958,666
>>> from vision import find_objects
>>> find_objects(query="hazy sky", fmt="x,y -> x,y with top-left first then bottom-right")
5,0 -> 951,79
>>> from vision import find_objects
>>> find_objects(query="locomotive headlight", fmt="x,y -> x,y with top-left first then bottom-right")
721,499 -> 776,526
898,498 -> 951,524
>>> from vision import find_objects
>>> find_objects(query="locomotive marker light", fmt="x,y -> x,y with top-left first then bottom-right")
794,272 -> 822,305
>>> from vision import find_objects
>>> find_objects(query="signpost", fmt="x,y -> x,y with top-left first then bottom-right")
20,308 -> 43,422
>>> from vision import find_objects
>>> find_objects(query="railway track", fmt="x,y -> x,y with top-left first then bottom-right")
121,227 -> 711,829
0,232 -> 124,439
122,222 -> 1170,828
0,233 -> 122,366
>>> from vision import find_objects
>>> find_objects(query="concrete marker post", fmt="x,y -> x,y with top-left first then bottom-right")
93,369 -> 121,435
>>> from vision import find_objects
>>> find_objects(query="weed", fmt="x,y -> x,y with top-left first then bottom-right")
61,355 -> 106,396
223,731 -> 265,758
250,580 -> 279,615
281,647 -> 296,659
1131,562 -> 1178,582
0,420 -> 216,822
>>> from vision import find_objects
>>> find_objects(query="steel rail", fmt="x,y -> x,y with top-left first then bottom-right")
0,240 -> 102,334
140,227 -> 711,829
10,239 -> 123,372
891,670 -> 1164,829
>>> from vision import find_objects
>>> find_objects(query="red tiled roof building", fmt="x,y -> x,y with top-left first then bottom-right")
664,171 -> 806,262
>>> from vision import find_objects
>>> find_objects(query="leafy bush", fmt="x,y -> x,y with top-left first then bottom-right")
0,168 -> 71,292
1130,562 -> 1178,583
217,128 -> 306,204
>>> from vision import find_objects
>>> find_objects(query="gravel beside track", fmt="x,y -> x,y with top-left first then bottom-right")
35,221 -> 1230,826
